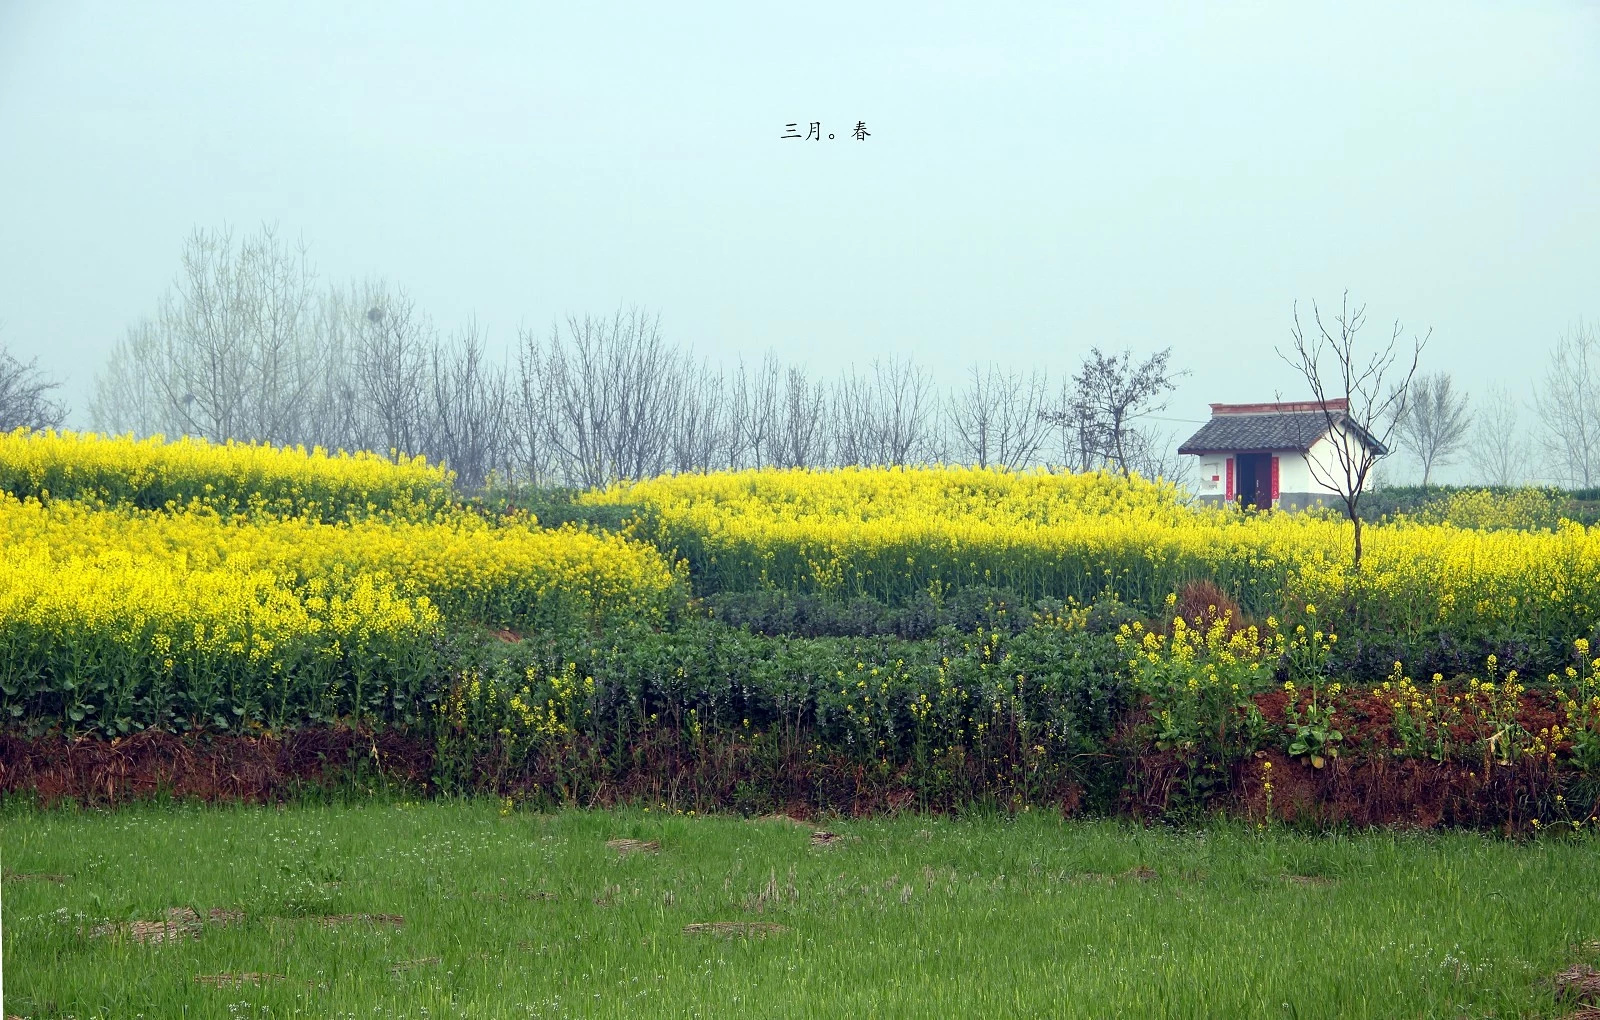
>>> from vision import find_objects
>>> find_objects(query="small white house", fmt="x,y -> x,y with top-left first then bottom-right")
1177,399 -> 1388,510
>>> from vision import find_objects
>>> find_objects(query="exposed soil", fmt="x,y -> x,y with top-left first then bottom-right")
0,727 -> 430,806
194,973 -> 286,988
2,717 -> 1586,832
1230,747 -> 1565,831
1556,964 -> 1600,1002
87,906 -> 242,944
681,921 -> 790,938
313,913 -> 405,928
605,838 -> 660,855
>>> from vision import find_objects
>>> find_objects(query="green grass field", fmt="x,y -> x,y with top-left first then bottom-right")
3,803 -> 1598,1018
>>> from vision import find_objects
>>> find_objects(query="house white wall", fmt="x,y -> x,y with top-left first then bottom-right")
1301,423 -> 1377,495
1187,423 -> 1377,507
1276,450 -> 1313,494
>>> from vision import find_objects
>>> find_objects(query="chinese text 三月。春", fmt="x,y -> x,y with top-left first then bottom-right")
780,121 -> 870,141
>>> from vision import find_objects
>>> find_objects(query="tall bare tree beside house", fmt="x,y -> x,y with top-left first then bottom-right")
1537,322 -> 1600,489
1393,371 -> 1471,487
1278,291 -> 1426,570
1124,425 -> 1193,488
0,327 -> 69,431
1468,384 -> 1531,488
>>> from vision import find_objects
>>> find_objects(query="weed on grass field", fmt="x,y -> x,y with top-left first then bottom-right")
2,802 -> 1598,1018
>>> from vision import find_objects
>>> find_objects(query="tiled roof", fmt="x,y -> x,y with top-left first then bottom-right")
1178,409 -> 1388,455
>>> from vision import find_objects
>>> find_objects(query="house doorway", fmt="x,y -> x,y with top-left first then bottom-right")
1235,453 -> 1273,509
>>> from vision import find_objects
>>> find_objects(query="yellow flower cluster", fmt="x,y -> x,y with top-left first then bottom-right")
1409,486 -> 1567,532
441,661 -> 596,751
0,493 -> 683,638
587,465 -> 1207,602
0,429 -> 454,520
0,429 -> 683,730
586,466 -> 1600,643
0,499 -> 442,730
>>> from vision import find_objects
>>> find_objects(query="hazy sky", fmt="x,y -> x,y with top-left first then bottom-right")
2,1 -> 1597,480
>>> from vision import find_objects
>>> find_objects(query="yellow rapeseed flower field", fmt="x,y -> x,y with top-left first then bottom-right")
588,465 -> 1600,645
0,433 -> 686,731
0,429 -> 455,520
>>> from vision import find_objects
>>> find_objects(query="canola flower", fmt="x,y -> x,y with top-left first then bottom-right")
0,493 -> 683,634
0,530 -> 441,733
585,465 -> 1600,645
0,490 -> 683,732
0,429 -> 455,521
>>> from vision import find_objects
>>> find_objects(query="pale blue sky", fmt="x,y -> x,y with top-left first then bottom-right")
1,1 -> 1597,479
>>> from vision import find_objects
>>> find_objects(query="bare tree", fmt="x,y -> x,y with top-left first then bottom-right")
1537,322 -> 1600,489
350,282 -> 431,459
773,365 -> 827,468
1043,373 -> 1096,472
829,367 -> 877,467
948,363 -> 1003,468
1393,371 -> 1471,487
300,288 -> 361,452
1278,292 -> 1426,570
874,356 -> 936,465
1468,384 -> 1531,488
420,322 -> 512,489
541,307 -> 687,486
1123,425 -> 1193,488
0,327 -> 69,431
743,354 -> 782,469
91,225 -> 325,445
90,322 -> 164,435
163,225 -> 322,443
510,329 -> 560,486
670,359 -> 729,474
1042,347 -> 1185,477
948,364 -> 1051,470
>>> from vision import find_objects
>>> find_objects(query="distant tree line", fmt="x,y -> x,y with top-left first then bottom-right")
1377,321 -> 1600,491
3,225 -> 1591,493
84,226 -> 1191,489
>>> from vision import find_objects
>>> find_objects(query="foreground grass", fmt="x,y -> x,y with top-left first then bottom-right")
3,803 -> 1598,1018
